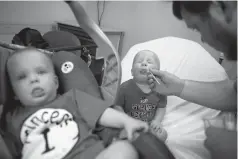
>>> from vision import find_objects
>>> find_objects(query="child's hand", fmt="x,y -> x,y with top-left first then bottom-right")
150,121 -> 168,142
150,120 -> 162,132
124,118 -> 149,141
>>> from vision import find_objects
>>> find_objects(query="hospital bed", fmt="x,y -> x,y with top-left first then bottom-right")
121,36 -> 227,159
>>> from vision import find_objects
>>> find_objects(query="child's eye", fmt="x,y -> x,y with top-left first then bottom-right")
38,70 -> 46,75
18,74 -> 26,80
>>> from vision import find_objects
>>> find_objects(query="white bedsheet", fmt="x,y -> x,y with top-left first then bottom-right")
121,37 -> 228,159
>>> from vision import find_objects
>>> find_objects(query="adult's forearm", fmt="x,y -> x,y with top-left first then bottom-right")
178,79 -> 237,111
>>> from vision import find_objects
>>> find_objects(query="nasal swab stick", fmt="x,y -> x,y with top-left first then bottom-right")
148,70 -> 160,85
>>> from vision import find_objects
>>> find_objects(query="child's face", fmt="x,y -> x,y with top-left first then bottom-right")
7,50 -> 59,106
131,50 -> 160,83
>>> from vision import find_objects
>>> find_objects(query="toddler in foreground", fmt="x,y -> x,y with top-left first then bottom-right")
115,50 -> 168,141
0,48 -> 148,159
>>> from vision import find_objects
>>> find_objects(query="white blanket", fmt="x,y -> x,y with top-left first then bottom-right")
121,37 -> 228,159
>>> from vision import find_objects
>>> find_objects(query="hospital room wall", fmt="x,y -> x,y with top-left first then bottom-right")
0,1 -> 78,42
84,1 -> 220,58
0,1 -> 223,60
0,1 -> 236,80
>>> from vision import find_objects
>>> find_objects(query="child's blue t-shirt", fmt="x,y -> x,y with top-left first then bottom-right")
115,79 -> 167,122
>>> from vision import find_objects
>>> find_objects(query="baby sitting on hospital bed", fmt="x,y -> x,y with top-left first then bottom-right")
114,50 -> 168,142
0,48 -> 148,159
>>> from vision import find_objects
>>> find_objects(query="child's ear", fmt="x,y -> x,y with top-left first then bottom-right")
54,76 -> 59,89
157,65 -> 160,70
131,68 -> 134,76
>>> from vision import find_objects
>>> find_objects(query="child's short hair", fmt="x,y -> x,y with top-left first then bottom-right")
7,47 -> 52,65
7,48 -> 55,76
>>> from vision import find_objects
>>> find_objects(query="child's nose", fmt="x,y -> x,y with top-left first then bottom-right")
29,74 -> 39,83
141,62 -> 148,67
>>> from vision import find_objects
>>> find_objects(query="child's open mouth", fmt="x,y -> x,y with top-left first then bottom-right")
140,69 -> 148,75
31,87 -> 45,97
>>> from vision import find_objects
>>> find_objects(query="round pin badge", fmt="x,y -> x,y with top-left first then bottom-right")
61,61 -> 74,74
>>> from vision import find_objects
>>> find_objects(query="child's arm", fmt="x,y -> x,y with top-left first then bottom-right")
150,95 -> 168,141
98,108 -> 148,140
153,108 -> 166,124
113,105 -> 124,112
73,89 -> 148,140
98,108 -> 135,128
0,117 -> 21,159
113,84 -> 126,112
151,95 -> 167,127
0,132 -> 14,159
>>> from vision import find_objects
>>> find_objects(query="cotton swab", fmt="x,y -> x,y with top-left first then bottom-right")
148,69 -> 160,85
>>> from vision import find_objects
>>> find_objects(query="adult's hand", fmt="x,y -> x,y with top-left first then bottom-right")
147,69 -> 185,96
148,69 -> 236,111
204,113 -> 237,159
